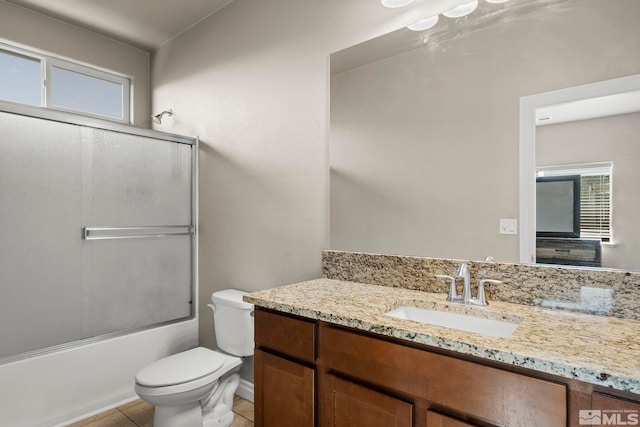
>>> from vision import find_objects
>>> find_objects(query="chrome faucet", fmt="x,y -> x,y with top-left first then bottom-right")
435,263 -> 502,306
456,263 -> 472,304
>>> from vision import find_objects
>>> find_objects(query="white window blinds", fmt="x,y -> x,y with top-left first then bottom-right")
537,163 -> 612,241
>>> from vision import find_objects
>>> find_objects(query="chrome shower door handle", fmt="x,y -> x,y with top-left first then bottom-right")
82,225 -> 194,240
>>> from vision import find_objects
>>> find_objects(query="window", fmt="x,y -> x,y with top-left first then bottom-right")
0,49 -> 41,106
537,163 -> 613,241
0,43 -> 130,123
47,60 -> 129,121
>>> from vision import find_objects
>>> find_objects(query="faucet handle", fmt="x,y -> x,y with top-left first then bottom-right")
436,275 -> 460,301
477,279 -> 502,306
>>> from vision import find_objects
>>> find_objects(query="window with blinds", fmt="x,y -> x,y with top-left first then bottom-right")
537,163 -> 612,241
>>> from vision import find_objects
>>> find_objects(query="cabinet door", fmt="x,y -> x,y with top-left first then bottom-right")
327,375 -> 413,427
426,410 -> 478,427
255,349 -> 315,427
591,393 -> 640,425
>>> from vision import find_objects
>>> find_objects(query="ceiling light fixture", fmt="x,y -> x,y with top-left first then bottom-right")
442,0 -> 478,18
381,0 -> 414,8
407,15 -> 439,31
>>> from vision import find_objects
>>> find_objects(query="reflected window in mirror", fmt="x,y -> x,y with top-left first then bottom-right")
536,163 -> 612,242
535,175 -> 581,239
535,163 -> 612,268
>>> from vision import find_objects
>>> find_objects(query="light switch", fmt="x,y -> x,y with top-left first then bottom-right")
500,219 -> 518,235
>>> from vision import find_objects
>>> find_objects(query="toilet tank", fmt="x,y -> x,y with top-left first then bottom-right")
209,289 -> 254,357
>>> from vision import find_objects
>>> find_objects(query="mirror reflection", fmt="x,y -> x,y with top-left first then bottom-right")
533,98 -> 640,270
329,0 -> 640,271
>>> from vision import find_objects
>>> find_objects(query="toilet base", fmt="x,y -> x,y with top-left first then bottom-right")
203,411 -> 234,427
135,347 -> 244,427
154,402 -> 202,427
148,370 -> 241,427
201,372 -> 240,427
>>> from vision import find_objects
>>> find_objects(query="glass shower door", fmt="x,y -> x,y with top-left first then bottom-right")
0,109 -> 195,361
80,128 -> 193,337
0,111 -> 84,358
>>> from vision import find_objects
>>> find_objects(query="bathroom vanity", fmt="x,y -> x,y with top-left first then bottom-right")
246,277 -> 640,427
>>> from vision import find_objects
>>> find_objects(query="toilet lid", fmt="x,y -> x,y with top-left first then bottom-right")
136,347 -> 225,387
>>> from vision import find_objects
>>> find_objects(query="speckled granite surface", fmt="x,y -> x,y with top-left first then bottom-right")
245,278 -> 640,394
323,250 -> 640,321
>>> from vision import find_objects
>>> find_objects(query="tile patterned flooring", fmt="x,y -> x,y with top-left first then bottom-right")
68,396 -> 254,427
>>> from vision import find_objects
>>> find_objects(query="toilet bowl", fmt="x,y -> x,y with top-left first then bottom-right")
135,289 -> 254,427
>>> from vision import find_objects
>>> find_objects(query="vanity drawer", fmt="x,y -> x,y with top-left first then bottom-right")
592,392 -> 640,414
320,325 -> 566,426
254,309 -> 316,363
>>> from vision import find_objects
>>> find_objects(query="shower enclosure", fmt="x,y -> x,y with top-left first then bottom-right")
0,103 -> 196,363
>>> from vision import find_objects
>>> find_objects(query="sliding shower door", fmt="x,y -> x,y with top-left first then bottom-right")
0,108 -> 195,361
1,111 -> 85,357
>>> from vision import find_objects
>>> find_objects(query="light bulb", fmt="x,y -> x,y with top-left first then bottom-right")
486,0 -> 511,3
407,15 -> 439,31
381,0 -> 414,8
442,0 -> 478,18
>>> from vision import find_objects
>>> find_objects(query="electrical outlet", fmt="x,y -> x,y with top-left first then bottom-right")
500,219 -> 518,235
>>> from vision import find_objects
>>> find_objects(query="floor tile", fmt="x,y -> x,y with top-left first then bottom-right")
67,409 -> 120,427
118,400 -> 154,427
117,399 -> 146,411
230,414 -> 254,427
69,411 -> 137,427
232,398 -> 254,422
70,395 -> 253,427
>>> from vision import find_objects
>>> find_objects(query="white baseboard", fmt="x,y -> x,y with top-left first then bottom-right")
54,395 -> 139,427
235,379 -> 254,402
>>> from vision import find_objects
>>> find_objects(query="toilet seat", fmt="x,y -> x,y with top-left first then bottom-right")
135,347 -> 242,398
137,347 -> 225,387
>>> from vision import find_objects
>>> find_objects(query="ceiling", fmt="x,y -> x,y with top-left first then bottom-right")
536,91 -> 640,126
9,0 -> 640,125
6,0 -> 235,51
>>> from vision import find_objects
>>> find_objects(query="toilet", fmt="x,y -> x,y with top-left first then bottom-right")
135,289 -> 254,427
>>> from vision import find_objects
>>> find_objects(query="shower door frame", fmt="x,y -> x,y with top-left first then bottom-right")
0,100 -> 198,364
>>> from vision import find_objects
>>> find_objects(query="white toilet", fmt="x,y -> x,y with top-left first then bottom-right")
135,289 -> 254,427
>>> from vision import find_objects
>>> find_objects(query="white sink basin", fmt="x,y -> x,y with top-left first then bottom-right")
385,306 -> 520,338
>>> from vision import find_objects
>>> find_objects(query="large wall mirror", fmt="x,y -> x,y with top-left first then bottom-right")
330,0 -> 640,271
520,74 -> 640,270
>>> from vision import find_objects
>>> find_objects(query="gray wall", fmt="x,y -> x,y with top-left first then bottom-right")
329,0 -> 640,263
0,1 -> 151,127
151,0 -> 469,381
537,112 -> 640,270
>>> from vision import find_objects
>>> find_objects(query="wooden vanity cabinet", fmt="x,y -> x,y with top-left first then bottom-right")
426,410 -> 478,427
254,350 -> 314,427
592,392 -> 640,412
325,374 -> 413,427
319,324 -> 566,427
253,308 -> 640,427
254,309 -> 316,427
591,392 -> 640,425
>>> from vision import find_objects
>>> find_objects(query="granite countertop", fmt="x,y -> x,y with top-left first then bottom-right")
245,278 -> 640,394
